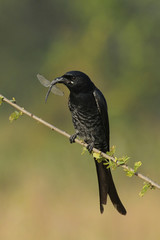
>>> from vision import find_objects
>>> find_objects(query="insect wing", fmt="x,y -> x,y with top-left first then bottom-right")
51,85 -> 64,96
37,74 -> 51,87
37,73 -> 64,96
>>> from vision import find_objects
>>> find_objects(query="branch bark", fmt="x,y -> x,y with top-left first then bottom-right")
1,94 -> 160,190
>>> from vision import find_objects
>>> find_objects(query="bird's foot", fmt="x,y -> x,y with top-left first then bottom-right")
69,132 -> 79,143
87,143 -> 94,153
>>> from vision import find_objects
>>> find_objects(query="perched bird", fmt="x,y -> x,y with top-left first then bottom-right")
45,70 -> 126,215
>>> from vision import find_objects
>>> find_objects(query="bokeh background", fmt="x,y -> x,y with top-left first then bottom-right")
0,1 -> 160,239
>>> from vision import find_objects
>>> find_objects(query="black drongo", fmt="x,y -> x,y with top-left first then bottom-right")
45,70 -> 126,215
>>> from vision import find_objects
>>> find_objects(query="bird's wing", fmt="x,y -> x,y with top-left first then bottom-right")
93,88 -> 110,149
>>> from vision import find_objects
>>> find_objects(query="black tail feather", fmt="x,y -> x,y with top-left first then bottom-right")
94,159 -> 127,215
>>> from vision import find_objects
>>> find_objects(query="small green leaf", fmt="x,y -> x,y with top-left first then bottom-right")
125,169 -> 134,177
139,182 -> 152,197
117,156 -> 130,166
124,160 -> 141,177
93,152 -> 101,159
81,147 -> 87,155
10,97 -> 16,103
106,158 -> 117,170
93,152 -> 104,163
106,145 -> 116,157
9,111 -> 23,122
0,96 -> 3,105
134,161 -> 142,172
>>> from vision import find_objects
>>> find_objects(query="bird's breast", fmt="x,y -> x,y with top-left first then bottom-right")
68,94 -> 107,150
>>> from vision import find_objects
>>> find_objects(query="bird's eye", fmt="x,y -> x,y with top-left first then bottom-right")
72,76 -> 76,80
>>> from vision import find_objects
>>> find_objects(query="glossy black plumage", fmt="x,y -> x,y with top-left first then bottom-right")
46,70 -> 126,215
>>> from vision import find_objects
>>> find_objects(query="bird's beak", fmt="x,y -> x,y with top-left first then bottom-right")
45,77 -> 65,103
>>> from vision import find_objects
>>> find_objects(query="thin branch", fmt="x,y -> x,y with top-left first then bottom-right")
1,94 -> 160,190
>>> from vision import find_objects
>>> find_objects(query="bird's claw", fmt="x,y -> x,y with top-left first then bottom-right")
87,143 -> 94,153
69,132 -> 78,143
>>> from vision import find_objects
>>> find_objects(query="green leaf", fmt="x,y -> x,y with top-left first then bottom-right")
106,146 -> 130,170
10,97 -> 16,103
125,169 -> 134,177
106,145 -> 116,157
93,152 -> 104,163
0,96 -> 3,105
117,156 -> 130,166
9,111 -> 23,122
124,160 -> 142,177
134,161 -> 142,172
139,182 -> 152,197
81,147 -> 88,155
93,152 -> 101,159
107,159 -> 117,170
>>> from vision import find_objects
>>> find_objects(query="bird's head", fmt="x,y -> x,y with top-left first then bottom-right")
45,71 -> 94,102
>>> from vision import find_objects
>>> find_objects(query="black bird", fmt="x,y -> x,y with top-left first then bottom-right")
45,70 -> 126,215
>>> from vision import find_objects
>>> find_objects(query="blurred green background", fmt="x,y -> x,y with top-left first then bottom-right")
0,0 -> 160,239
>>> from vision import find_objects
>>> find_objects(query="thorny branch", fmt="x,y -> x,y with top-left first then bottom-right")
1,94 -> 160,190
